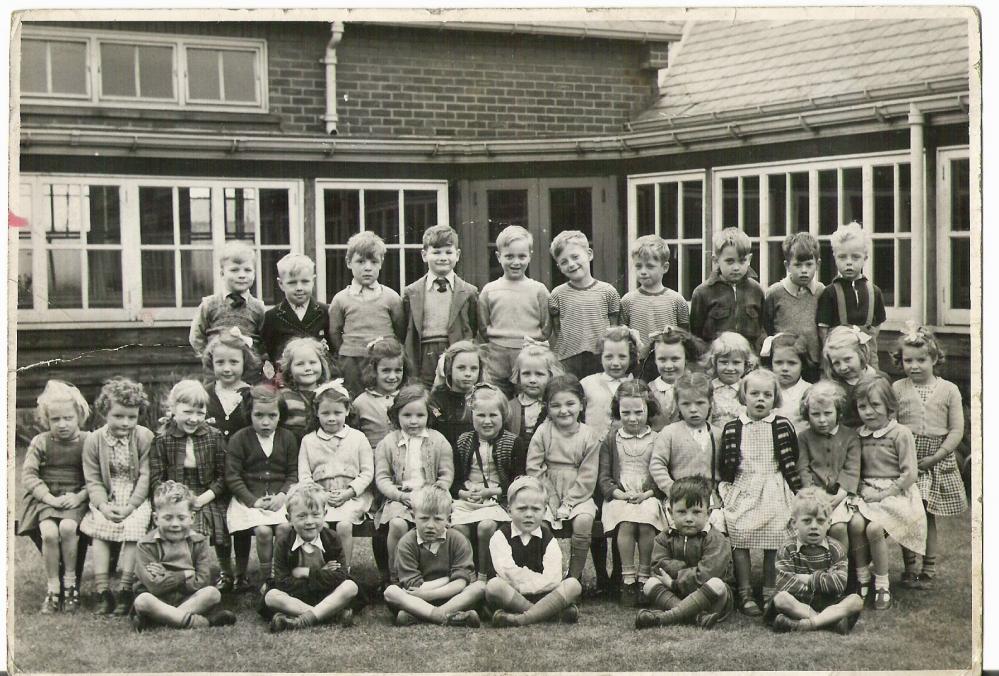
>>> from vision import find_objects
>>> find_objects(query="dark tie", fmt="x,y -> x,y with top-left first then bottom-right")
434,278 -> 448,293
228,292 -> 246,308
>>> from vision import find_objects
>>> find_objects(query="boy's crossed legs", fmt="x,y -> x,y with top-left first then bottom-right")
133,587 -> 235,631
265,579 -> 359,632
487,577 -> 582,627
767,590 -> 863,635
636,576 -> 732,629
384,579 -> 486,627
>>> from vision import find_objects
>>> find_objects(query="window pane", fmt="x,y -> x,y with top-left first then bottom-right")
768,241 -> 784,286
380,250 -> 401,293
187,48 -> 221,100
790,172 -> 809,232
18,249 -> 33,309
180,250 -> 213,306
742,176 -> 759,237
141,250 -> 175,307
257,249 -> 287,305
225,188 -> 256,241
50,41 -> 87,95
139,187 -> 174,244
100,43 -> 136,97
636,184 -> 654,237
873,165 -> 894,233
872,240 -> 895,306
951,159 -> 970,232
47,250 -> 83,309
818,169 -> 838,235
664,249 -> 679,296
898,239 -> 911,308
325,250 -> 352,299
487,189 -> 528,283
951,237 -> 971,309
681,244 -> 702,300
222,50 -> 256,102
138,45 -> 173,98
549,187 -> 594,284
179,188 -> 212,244
767,174 -> 787,237
750,242 -> 760,280
324,190 -> 360,245
21,39 -> 47,93
682,181 -> 702,240
721,178 -> 738,228
44,184 -> 83,242
87,250 -> 122,308
898,163 -> 911,233
88,186 -> 121,244
819,239 -> 835,285
404,248 -> 425,287
404,190 -> 438,245
260,189 -> 290,245
659,183 -> 678,240
841,167 -> 863,230
365,190 -> 400,245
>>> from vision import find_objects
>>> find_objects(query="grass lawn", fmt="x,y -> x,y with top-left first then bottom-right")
8,447 -> 975,673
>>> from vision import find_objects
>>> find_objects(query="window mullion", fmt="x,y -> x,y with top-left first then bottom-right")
808,170 -> 819,235
217,51 -> 226,102
172,187 -> 183,309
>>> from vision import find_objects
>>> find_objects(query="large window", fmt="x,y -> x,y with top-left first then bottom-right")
17,175 -> 300,325
937,147 -> 972,326
315,181 -> 449,300
713,153 -> 915,322
627,171 -> 705,298
20,27 -> 267,112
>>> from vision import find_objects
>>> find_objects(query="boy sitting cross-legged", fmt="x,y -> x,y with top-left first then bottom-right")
383,485 -> 486,627
487,476 -> 583,628
764,486 -> 863,634
262,480 -> 359,632
131,481 -> 237,632
635,476 -> 734,629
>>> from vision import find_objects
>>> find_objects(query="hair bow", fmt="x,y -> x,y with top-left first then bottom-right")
901,319 -> 924,344
465,382 -> 501,406
227,326 -> 253,349
522,336 -> 549,349
648,326 -> 675,342
759,332 -> 786,358
314,378 -> 351,400
366,336 -> 385,350
847,325 -> 873,345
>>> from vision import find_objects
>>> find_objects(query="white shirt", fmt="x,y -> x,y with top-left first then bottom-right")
781,276 -> 823,297
183,437 -> 197,469
416,529 -> 447,555
291,302 -> 309,321
257,433 -> 275,458
424,271 -> 457,294
215,382 -> 246,417
400,431 -> 429,490
488,525 -> 563,596
347,280 -> 383,299
292,534 -> 326,553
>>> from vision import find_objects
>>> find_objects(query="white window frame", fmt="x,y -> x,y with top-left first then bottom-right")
936,146 -> 972,326
18,34 -> 91,100
17,174 -> 302,328
314,180 -> 450,302
626,169 -> 706,297
19,26 -> 267,113
712,150 -> 919,326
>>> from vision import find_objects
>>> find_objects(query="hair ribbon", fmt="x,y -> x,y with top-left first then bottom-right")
366,336 -> 385,350
314,378 -> 351,400
901,319 -> 924,344
759,332 -> 787,358
847,325 -> 873,345
227,326 -> 254,349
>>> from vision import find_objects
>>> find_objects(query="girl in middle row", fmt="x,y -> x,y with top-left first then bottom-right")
430,341 -> 484,456
581,326 -> 639,442
280,337 -> 337,442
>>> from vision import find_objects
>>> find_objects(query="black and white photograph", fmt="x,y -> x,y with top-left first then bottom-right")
6,6 -> 982,673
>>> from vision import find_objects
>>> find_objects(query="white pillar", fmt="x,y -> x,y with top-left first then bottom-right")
908,103 -> 925,323
322,22 -> 345,136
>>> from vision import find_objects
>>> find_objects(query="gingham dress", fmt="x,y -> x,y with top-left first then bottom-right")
80,435 -> 152,542
710,379 -> 745,429
720,417 -> 795,549
909,383 -> 968,516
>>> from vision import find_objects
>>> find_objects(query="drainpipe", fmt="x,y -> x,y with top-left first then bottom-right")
322,21 -> 345,136
908,103 -> 925,323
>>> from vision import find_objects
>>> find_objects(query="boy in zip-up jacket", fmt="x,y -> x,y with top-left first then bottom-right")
635,477 -> 734,629
689,227 -> 765,350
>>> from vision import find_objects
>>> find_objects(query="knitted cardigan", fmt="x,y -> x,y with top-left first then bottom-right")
718,415 -> 802,491
597,428 -> 663,501
453,430 -> 523,502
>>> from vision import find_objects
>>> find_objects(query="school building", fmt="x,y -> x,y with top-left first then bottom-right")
14,16 -> 975,409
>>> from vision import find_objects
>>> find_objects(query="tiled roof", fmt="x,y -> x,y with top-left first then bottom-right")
638,19 -> 969,123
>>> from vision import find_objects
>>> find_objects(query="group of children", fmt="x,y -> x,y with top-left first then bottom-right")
17,218 -> 967,637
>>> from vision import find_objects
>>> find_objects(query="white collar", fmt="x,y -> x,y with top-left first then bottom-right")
368,388 -> 398,400
739,412 -> 777,424
618,426 -> 653,440
517,393 -> 541,407
398,430 -> 430,446
651,377 -> 674,393
818,425 -> 841,437
711,378 -> 739,392
425,271 -> 457,293
292,534 -> 325,552
348,280 -> 381,297
511,524 -> 543,540
794,537 -> 830,551
858,419 -> 897,438
223,289 -> 251,300
781,276 -> 823,297
599,373 -> 633,385
316,426 -> 349,441
416,530 -> 447,546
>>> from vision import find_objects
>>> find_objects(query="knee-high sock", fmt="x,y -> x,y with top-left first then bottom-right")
661,583 -> 721,623
647,583 -> 681,610
519,587 -> 570,625
568,532 -> 590,580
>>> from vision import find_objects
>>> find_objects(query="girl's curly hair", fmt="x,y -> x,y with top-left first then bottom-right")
95,377 -> 150,416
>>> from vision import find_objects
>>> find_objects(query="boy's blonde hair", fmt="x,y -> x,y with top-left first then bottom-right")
167,379 -> 209,411
345,231 -> 387,263
821,326 -> 873,381
276,253 -> 316,278
411,485 -> 453,516
36,380 -> 90,429
707,331 -> 757,376
738,368 -> 783,409
630,235 -> 670,266
153,480 -> 195,510
286,480 -> 329,514
799,380 -> 848,421
507,475 -> 547,505
830,221 -> 871,254
549,230 -> 590,259
495,225 -> 533,252
712,227 -> 752,258
791,486 -> 832,520
219,240 -> 256,268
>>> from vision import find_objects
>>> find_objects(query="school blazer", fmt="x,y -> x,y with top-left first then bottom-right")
374,429 -> 454,502
261,299 -> 331,365
401,274 -> 479,372
271,526 -> 350,596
